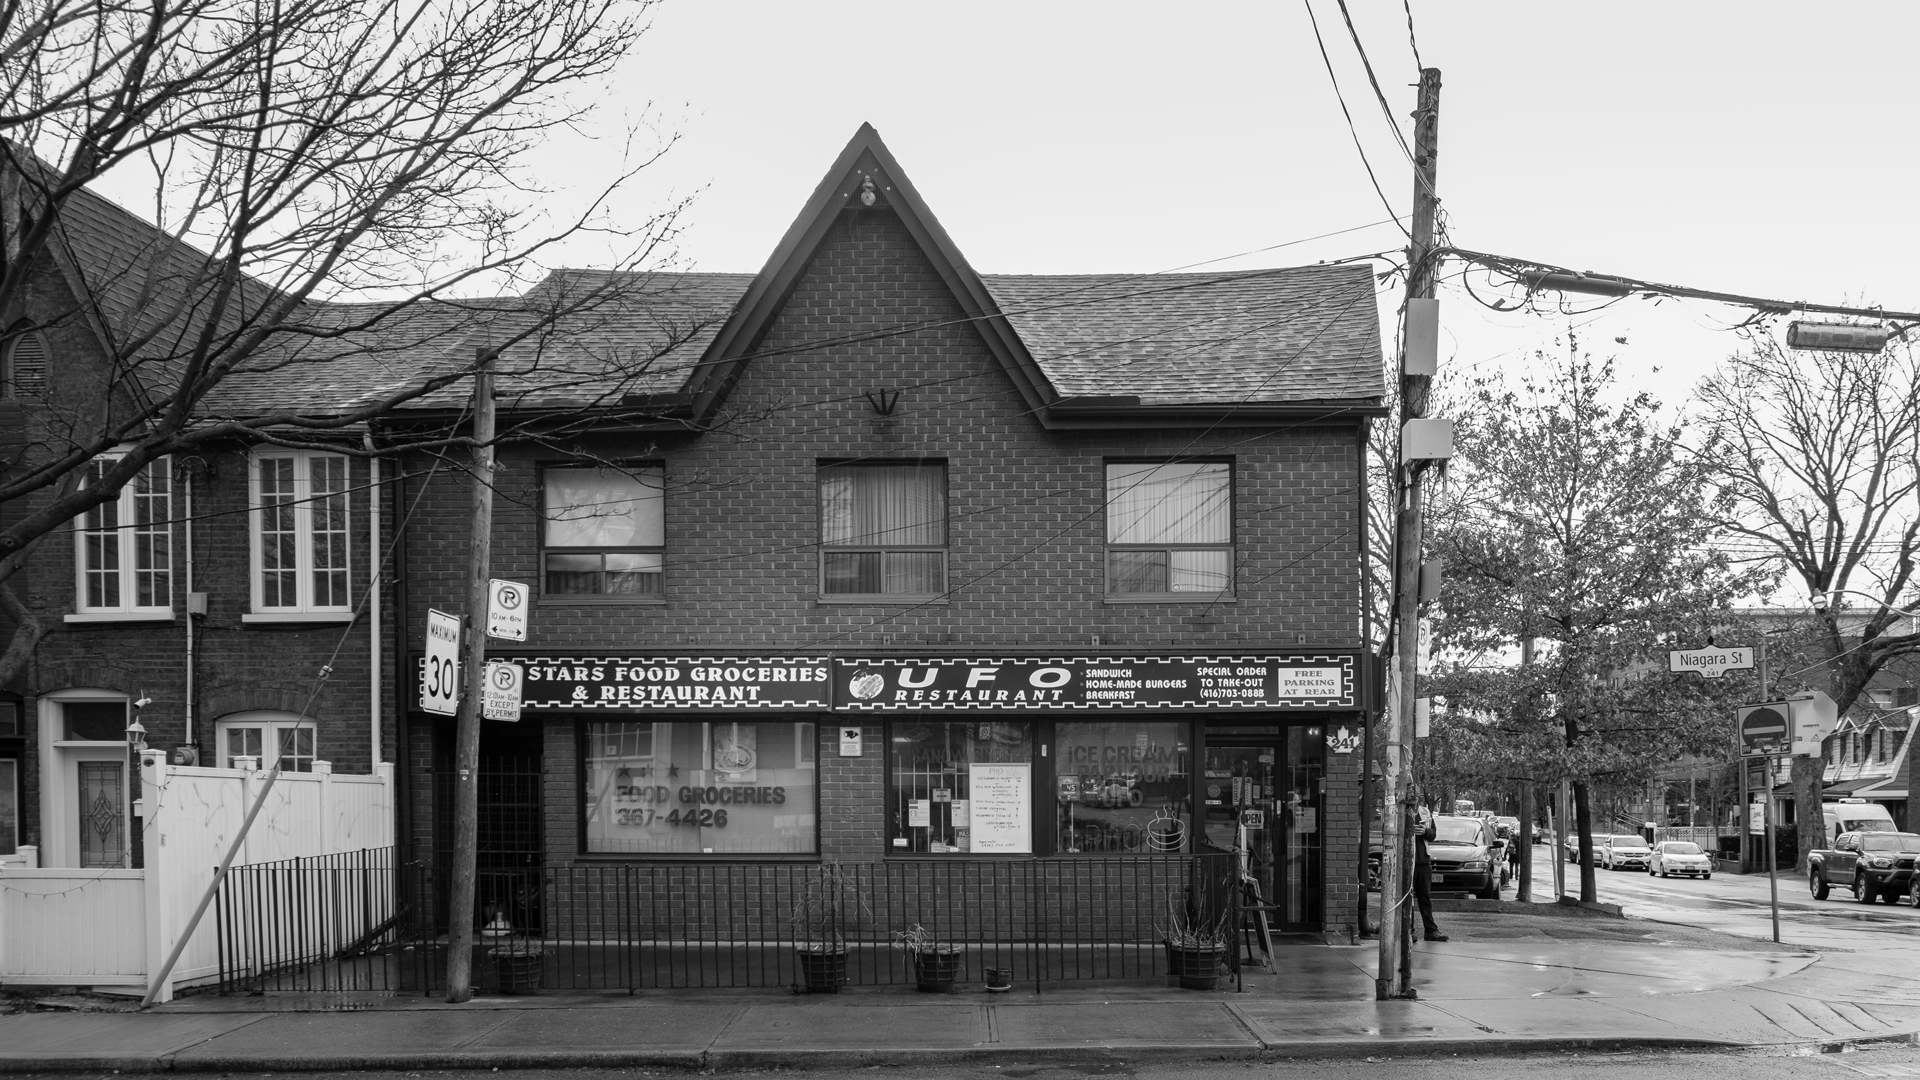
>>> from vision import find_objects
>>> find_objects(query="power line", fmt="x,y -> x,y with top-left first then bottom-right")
1333,0 -> 1416,165
1301,0 -> 1413,240
1402,0 -> 1424,70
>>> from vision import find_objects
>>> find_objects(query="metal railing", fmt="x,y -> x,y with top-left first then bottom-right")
215,853 -> 1241,995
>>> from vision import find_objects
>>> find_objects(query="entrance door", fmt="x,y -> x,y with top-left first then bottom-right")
1202,728 -> 1324,929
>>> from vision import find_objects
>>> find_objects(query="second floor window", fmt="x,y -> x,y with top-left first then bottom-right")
252,451 -> 351,612
2,325 -> 48,399
76,456 -> 172,614
543,466 -> 664,596
819,462 -> 946,598
1105,461 -> 1233,598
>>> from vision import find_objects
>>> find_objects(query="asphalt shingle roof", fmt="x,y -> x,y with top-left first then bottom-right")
981,264 -> 1384,406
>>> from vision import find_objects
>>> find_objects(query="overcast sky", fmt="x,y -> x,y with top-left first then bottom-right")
570,1 -> 1918,402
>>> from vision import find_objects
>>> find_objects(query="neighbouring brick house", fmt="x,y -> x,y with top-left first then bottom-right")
382,124 -> 1386,971
0,175 -> 414,871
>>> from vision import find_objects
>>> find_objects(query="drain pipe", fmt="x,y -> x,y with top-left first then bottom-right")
182,465 -> 196,752
366,437 -> 382,769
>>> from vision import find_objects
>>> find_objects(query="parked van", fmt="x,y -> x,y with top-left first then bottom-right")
1824,799 -> 1897,847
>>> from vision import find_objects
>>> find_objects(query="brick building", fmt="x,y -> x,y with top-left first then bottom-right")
2,123 -> 1386,976
385,125 -> 1386,955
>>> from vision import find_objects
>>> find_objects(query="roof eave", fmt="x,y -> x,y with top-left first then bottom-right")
1040,397 -> 1387,429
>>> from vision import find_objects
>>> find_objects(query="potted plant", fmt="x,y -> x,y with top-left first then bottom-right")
488,937 -> 548,995
1159,894 -> 1231,991
789,860 -> 871,993
892,923 -> 965,993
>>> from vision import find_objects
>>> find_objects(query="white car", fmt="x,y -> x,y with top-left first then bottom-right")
1601,834 -> 1653,871
1649,840 -> 1713,879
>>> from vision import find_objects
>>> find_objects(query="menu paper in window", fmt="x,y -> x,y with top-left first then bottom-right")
909,800 -> 931,828
968,764 -> 1032,853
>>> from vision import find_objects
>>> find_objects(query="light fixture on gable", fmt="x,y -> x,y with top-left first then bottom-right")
859,176 -> 878,207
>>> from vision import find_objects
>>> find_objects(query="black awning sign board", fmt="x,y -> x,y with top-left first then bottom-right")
1737,701 -> 1793,750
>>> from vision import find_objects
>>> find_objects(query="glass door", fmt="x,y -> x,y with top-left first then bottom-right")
1203,728 -> 1324,930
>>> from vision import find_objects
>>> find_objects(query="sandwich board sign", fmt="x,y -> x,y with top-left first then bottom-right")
1737,701 -> 1792,753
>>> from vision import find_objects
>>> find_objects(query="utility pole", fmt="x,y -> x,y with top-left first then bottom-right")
1378,66 -> 1441,1001
446,348 -> 497,1003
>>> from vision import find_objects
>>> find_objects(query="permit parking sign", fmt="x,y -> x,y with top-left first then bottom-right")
483,661 -> 524,722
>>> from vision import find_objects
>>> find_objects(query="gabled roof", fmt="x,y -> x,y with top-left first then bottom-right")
680,124 -> 1384,430
30,125 -> 1387,431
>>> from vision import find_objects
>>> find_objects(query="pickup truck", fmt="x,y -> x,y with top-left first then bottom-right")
1808,830 -> 1920,904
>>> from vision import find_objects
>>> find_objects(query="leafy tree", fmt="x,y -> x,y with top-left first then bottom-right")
0,0 -> 695,684
1697,339 -> 1920,867
1425,344 -> 1761,901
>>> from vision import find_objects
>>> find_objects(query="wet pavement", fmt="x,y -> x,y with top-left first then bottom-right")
4,849 -> 1920,1071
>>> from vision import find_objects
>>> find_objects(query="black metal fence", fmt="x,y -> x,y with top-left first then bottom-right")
214,852 -> 1242,996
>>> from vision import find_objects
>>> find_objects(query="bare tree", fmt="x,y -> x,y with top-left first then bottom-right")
0,0 -> 707,684
1697,338 -> 1920,867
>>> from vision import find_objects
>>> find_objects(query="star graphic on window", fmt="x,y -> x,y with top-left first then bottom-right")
667,764 -> 679,778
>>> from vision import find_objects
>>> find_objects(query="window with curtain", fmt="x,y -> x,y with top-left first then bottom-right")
1105,461 -> 1232,597
819,462 -> 946,598
75,455 -> 172,615
542,466 -> 665,597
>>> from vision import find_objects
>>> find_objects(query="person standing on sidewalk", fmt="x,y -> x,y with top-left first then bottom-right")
1413,803 -> 1447,941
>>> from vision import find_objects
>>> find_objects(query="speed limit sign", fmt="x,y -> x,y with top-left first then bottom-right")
420,609 -> 460,715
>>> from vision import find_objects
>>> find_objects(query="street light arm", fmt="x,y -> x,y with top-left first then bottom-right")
1809,587 -> 1920,619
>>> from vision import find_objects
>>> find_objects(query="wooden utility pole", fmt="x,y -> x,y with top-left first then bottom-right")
446,348 -> 497,1003
1377,67 -> 1441,1001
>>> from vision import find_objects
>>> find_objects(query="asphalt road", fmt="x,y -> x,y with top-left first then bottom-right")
13,1046 -> 1920,1079
1530,842 -> 1920,951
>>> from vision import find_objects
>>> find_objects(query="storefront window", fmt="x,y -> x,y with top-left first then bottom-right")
1055,721 -> 1191,853
889,721 -> 1033,854
583,721 -> 817,855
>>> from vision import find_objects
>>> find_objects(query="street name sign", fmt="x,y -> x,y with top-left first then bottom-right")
421,609 -> 460,716
1737,701 -> 1793,752
483,661 -> 524,722
1669,645 -> 1755,678
486,578 -> 529,641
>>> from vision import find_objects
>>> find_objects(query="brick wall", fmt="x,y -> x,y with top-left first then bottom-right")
397,205 -> 1372,928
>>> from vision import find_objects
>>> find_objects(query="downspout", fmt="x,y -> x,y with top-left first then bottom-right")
391,450 -> 412,863
366,438 -> 381,768
182,466 -> 196,751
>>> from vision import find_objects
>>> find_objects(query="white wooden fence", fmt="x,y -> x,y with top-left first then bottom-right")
0,752 -> 393,1000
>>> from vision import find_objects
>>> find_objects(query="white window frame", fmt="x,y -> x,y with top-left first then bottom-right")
248,450 -> 352,618
215,712 -> 318,772
71,454 -> 173,619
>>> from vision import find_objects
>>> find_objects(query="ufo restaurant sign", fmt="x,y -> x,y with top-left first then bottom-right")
493,653 -> 1358,712
832,655 -> 1357,712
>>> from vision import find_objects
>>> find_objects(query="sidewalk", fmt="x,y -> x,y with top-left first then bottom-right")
5,903 -> 1918,1072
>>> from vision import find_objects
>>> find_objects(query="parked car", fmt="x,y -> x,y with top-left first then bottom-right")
1649,840 -> 1713,879
1494,816 -> 1520,841
1565,833 -> 1602,863
1809,831 -> 1920,904
1600,834 -> 1653,871
1428,814 -> 1502,900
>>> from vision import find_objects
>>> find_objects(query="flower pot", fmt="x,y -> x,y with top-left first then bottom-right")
1165,941 -> 1226,990
984,966 -> 1013,993
494,951 -> 543,995
796,945 -> 850,993
912,947 -> 964,993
